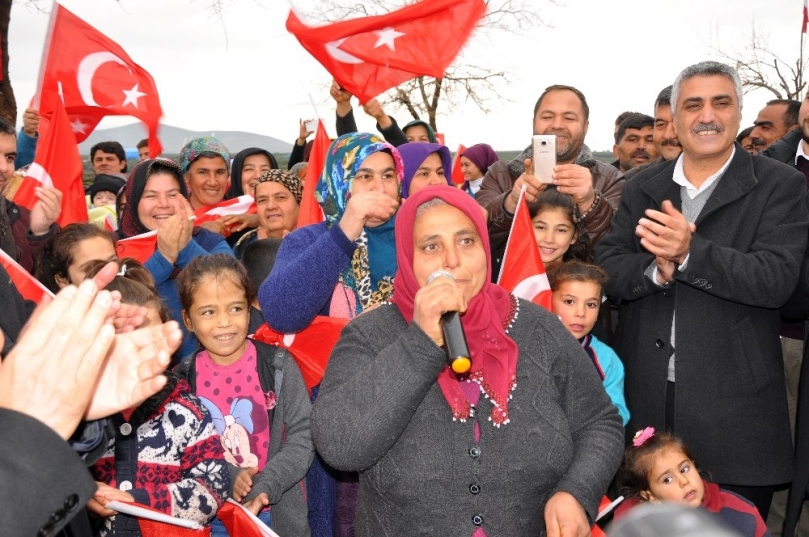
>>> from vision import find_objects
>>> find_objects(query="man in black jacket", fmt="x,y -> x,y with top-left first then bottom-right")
596,61 -> 809,519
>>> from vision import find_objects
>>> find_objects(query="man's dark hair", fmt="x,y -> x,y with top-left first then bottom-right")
766,99 -> 801,128
736,126 -> 755,144
90,141 -> 126,162
0,116 -> 16,137
533,85 -> 590,122
614,111 -> 641,128
655,86 -> 673,109
615,114 -> 655,145
136,138 -> 148,150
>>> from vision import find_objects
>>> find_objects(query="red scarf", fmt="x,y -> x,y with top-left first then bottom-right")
392,186 -> 518,426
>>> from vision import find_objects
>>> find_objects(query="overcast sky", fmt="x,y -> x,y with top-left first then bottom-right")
7,0 -> 807,152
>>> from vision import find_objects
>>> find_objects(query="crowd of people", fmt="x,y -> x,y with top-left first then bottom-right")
2,59 -> 809,537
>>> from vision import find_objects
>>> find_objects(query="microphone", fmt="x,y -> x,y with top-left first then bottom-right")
426,271 -> 471,375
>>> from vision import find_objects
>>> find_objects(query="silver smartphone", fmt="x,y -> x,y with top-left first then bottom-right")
532,135 -> 556,183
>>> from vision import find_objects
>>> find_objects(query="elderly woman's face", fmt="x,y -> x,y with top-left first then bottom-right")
413,203 -> 487,304
255,180 -> 299,238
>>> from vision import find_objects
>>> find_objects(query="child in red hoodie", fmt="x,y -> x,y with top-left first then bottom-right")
614,427 -> 770,537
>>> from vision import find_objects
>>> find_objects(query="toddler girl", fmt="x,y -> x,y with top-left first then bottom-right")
176,253 -> 313,537
548,261 -> 629,424
616,428 -> 769,537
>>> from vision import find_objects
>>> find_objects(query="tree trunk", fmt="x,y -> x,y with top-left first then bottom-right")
0,0 -> 16,125
428,78 -> 442,131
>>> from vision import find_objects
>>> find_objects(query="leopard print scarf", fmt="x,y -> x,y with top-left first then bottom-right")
338,230 -> 394,316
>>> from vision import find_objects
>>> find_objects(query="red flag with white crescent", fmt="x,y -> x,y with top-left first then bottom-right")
286,0 -> 486,104
804,0 -> 808,33
497,186 -> 553,311
37,3 -> 163,156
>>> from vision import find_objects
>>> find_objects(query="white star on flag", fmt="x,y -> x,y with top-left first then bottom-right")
373,27 -> 405,51
70,118 -> 90,134
122,83 -> 147,108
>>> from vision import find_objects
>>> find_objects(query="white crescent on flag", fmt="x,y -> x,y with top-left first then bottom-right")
512,274 -> 551,302
76,51 -> 130,107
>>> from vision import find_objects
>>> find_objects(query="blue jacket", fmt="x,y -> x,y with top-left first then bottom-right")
581,334 -> 630,425
259,222 -> 355,334
15,130 -> 37,169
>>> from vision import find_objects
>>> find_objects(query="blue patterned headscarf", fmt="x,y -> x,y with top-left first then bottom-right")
179,136 -> 231,174
315,132 -> 404,225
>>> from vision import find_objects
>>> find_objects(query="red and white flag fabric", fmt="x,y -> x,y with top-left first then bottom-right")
804,0 -> 808,33
497,187 -> 553,311
193,195 -> 257,229
286,0 -> 486,103
451,144 -> 467,187
253,316 -> 349,394
0,248 -> 53,304
116,230 -> 158,264
13,89 -> 87,227
216,499 -> 279,537
38,3 -> 164,156
296,119 -> 328,228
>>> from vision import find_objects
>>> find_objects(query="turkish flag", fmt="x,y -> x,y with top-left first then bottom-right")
0,248 -> 53,304
804,0 -> 808,33
497,187 -> 553,311
116,230 -> 158,264
216,500 -> 278,537
38,4 -> 163,156
193,195 -> 257,234
296,119 -> 328,228
253,316 -> 348,393
13,89 -> 87,227
286,0 -> 486,103
451,144 -> 467,187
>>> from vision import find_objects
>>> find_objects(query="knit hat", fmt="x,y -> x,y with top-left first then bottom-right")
86,174 -> 126,200
179,137 -> 231,174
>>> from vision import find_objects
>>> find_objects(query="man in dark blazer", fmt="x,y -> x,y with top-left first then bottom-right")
596,61 -> 809,519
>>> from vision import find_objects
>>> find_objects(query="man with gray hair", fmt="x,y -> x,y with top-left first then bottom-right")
596,61 -> 809,518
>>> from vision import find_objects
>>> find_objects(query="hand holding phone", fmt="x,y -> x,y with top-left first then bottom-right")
532,135 -> 557,184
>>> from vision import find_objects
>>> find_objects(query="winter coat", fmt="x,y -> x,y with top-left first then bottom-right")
595,145 -> 809,486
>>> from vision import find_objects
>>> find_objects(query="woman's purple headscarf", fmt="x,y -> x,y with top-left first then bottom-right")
396,142 -> 453,198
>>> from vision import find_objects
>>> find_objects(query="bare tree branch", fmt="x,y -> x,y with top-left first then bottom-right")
708,22 -> 808,100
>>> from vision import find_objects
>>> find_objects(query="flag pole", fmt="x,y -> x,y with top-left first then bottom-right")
802,25 -> 805,96
308,92 -> 321,121
33,0 -> 58,110
496,185 -> 527,285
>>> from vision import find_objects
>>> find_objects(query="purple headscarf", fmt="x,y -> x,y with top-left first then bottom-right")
396,142 -> 453,198
461,143 -> 499,176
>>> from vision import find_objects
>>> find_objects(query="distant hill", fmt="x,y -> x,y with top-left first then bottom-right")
77,123 -> 294,156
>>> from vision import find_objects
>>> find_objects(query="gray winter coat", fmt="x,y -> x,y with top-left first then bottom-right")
311,300 -> 624,537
